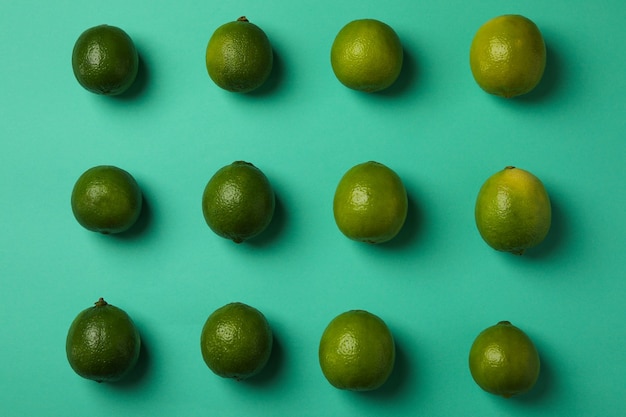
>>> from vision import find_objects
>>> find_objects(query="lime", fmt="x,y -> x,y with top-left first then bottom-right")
206,16 -> 273,93
66,298 -> 141,382
319,310 -> 395,391
475,166 -> 551,255
200,302 -> 273,380
330,19 -> 403,92
202,161 -> 275,243
71,24 -> 139,95
333,161 -> 407,243
469,321 -> 540,398
469,15 -> 546,98
71,165 -> 142,234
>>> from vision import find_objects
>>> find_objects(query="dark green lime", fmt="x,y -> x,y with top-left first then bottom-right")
202,161 -> 275,243
71,165 -> 142,234
72,24 -> 138,95
66,298 -> 141,382
205,17 -> 273,93
200,302 -> 273,380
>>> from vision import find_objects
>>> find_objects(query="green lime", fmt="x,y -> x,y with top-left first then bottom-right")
469,15 -> 546,98
71,165 -> 142,234
202,161 -> 275,243
200,302 -> 273,380
475,166 -> 551,255
333,161 -> 407,244
71,24 -> 139,95
330,19 -> 403,92
66,298 -> 141,382
319,310 -> 395,391
469,321 -> 540,398
206,16 -> 273,93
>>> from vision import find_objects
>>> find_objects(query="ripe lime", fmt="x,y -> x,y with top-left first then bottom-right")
319,310 -> 395,391
71,24 -> 139,95
200,302 -> 273,380
202,161 -> 275,243
333,161 -> 407,243
66,298 -> 141,382
469,321 -> 540,398
475,166 -> 551,255
206,16 -> 273,93
469,15 -> 546,98
71,165 -> 142,234
331,19 -> 403,92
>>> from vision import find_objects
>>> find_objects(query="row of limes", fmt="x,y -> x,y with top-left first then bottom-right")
72,15 -> 546,97
71,161 -> 552,254
66,299 -> 540,397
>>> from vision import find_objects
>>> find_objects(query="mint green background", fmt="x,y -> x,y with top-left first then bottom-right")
1,0 -> 625,416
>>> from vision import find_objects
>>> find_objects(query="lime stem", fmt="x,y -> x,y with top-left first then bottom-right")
237,16 -> 249,22
94,298 -> 108,307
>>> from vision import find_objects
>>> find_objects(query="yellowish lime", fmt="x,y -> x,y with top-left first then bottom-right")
319,310 -> 395,391
469,15 -> 546,98
469,321 -> 540,398
475,166 -> 551,255
331,19 -> 403,92
333,161 -> 407,243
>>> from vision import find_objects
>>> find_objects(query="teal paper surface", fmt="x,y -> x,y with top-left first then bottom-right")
1,1 -> 625,416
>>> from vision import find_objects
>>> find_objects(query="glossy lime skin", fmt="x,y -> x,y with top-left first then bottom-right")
331,19 -> 403,92
206,17 -> 273,93
200,302 -> 273,380
202,161 -> 275,243
319,310 -> 395,391
71,165 -> 142,234
469,15 -> 546,98
475,166 -> 551,255
333,161 -> 407,244
469,321 -> 540,398
71,24 -> 138,95
66,298 -> 141,382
